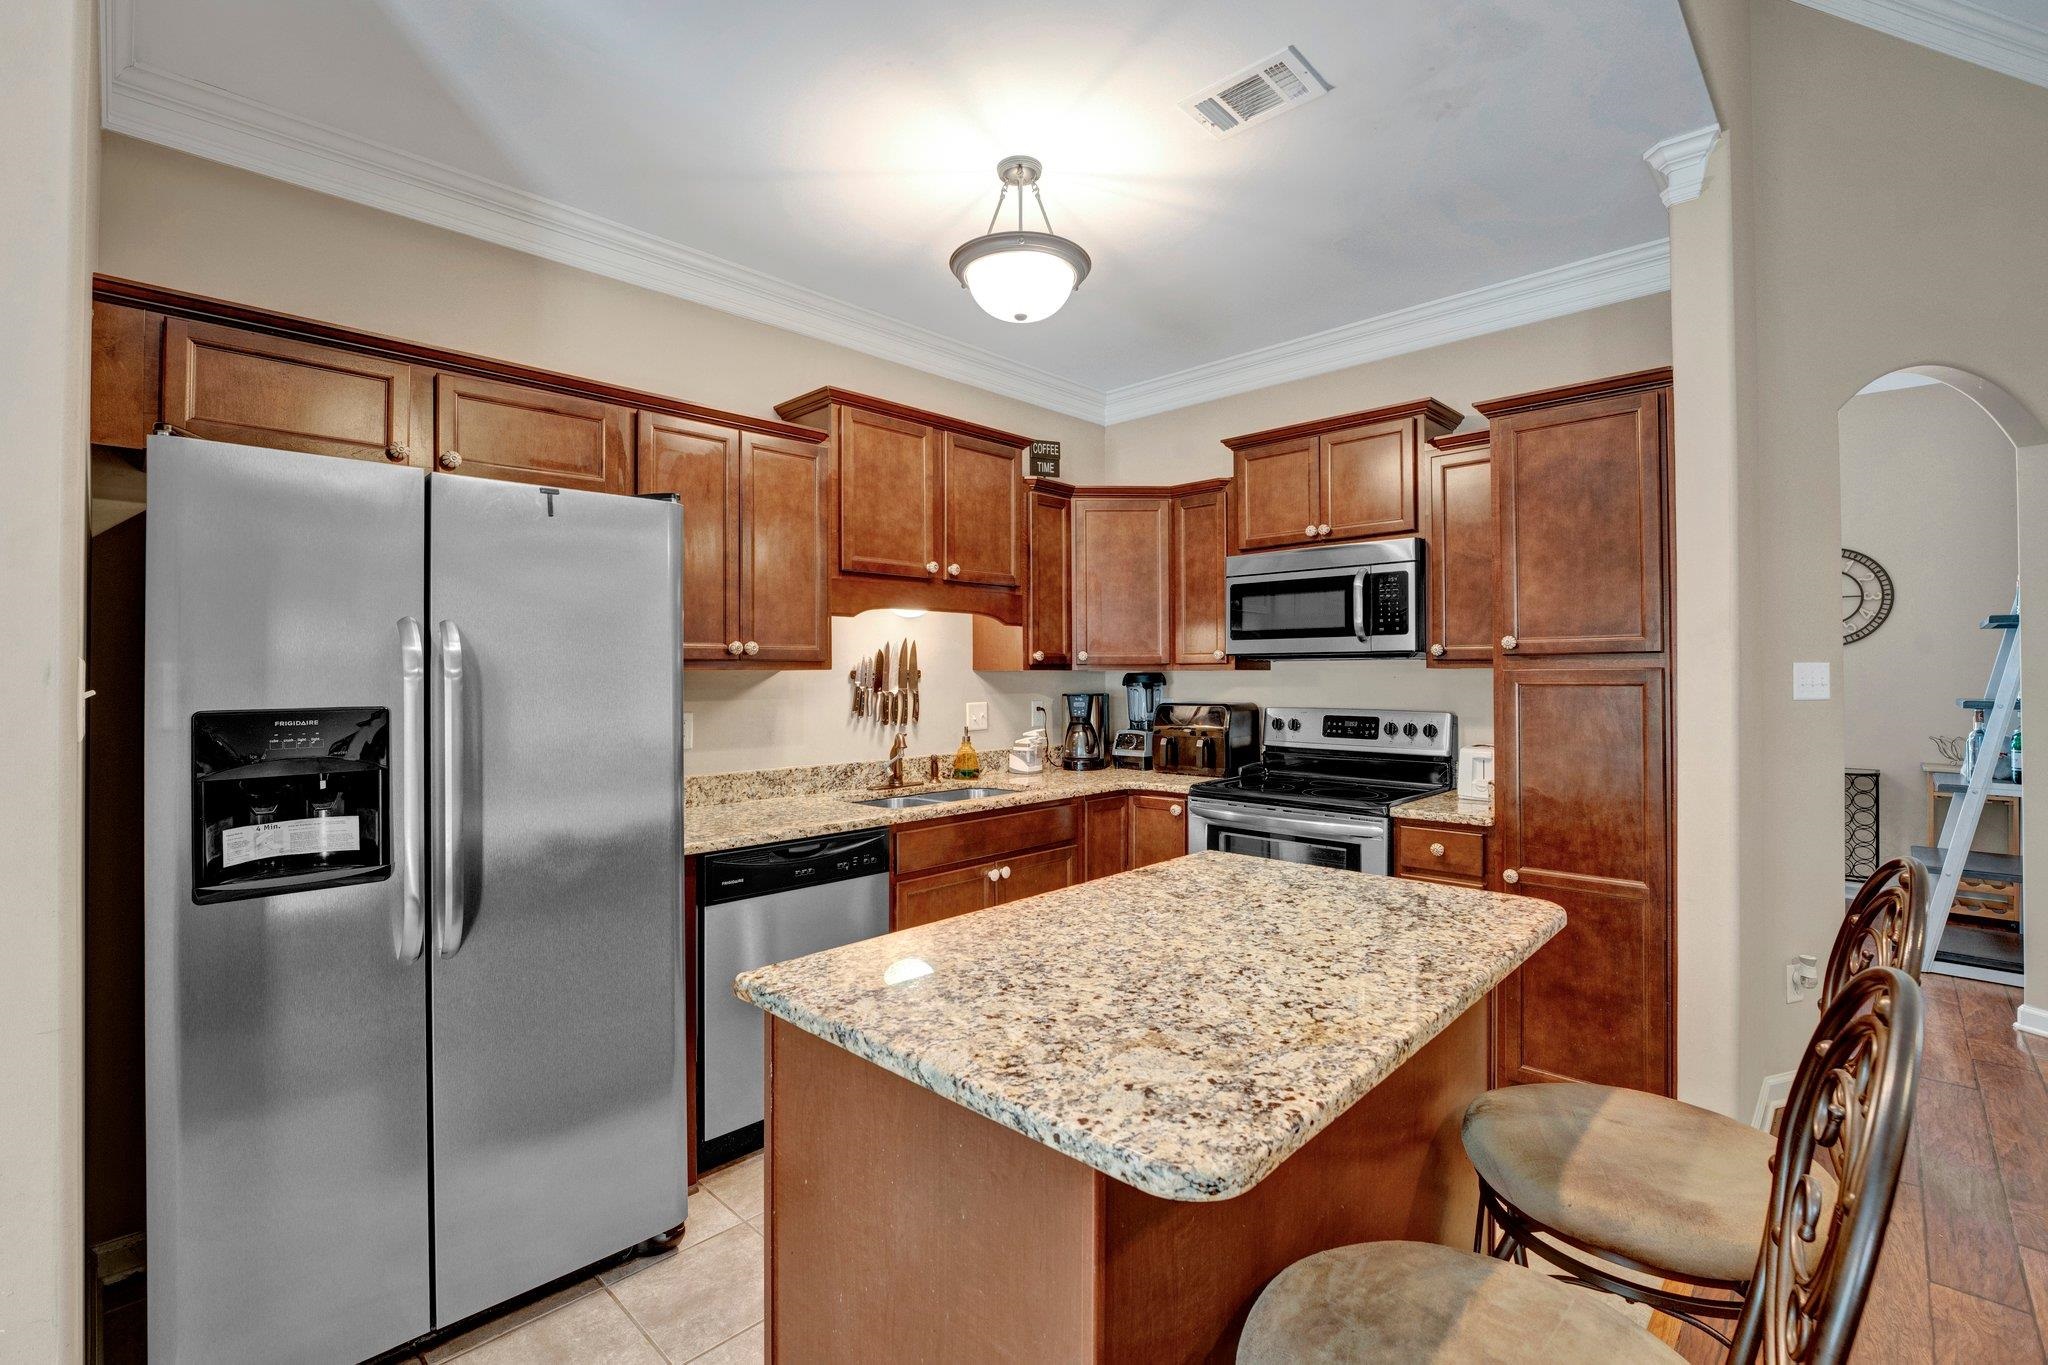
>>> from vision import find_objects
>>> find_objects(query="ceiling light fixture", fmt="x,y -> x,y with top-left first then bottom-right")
948,156 -> 1091,324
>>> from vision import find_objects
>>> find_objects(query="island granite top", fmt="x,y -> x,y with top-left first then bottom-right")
735,851 -> 1563,1203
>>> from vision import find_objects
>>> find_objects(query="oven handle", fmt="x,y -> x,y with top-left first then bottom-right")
1189,798 -> 1387,843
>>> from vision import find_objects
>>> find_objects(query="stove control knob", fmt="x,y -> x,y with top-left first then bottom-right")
1422,723 -> 1439,740
1402,723 -> 1418,737
1287,718 -> 1302,732
1271,718 -> 1285,731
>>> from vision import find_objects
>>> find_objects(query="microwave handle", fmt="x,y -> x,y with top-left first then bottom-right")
1352,570 -> 1372,643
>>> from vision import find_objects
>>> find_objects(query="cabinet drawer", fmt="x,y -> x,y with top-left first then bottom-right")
893,801 -> 1079,876
1394,825 -> 1487,883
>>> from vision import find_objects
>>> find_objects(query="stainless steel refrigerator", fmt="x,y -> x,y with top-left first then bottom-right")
144,435 -> 687,1363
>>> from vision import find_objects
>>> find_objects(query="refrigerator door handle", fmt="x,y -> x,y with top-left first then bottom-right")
395,617 -> 427,962
435,619 -> 471,958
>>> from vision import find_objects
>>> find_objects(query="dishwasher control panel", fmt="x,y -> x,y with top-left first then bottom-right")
699,828 -> 891,905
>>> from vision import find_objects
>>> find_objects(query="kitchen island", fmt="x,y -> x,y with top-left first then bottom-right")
735,851 -> 1563,1362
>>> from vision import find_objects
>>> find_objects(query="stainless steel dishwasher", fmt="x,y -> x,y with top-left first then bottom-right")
697,828 -> 891,1169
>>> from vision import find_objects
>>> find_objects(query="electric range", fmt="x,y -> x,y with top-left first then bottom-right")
1187,707 -> 1457,874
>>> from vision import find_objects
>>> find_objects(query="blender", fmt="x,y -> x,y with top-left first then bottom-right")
1111,672 -> 1168,769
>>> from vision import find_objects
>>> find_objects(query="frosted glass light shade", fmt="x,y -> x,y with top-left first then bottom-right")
948,230 -> 1091,325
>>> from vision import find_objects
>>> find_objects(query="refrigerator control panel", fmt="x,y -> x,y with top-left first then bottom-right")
191,707 -> 392,903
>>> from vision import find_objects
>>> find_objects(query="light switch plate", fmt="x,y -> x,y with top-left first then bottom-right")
683,713 -> 694,750
1792,662 -> 1831,701
964,701 -> 989,732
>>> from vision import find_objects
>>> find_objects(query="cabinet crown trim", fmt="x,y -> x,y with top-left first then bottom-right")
1222,397 -> 1463,450
1428,427 -> 1492,452
1067,477 -> 1231,499
774,386 -> 1033,449
1473,367 -> 1674,418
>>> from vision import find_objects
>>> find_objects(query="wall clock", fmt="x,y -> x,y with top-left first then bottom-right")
1841,548 -> 1894,644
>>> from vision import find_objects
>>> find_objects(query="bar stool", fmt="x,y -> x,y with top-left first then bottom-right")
1238,966 -> 1922,1364
1455,857 -> 1926,1342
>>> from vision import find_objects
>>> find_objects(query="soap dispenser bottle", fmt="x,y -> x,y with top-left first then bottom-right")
952,727 -> 981,780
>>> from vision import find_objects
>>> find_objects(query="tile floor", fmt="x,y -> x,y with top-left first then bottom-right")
400,1153 -> 767,1364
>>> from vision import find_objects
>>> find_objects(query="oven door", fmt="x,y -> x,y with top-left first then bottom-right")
1225,567 -> 1369,658
1187,798 -> 1389,875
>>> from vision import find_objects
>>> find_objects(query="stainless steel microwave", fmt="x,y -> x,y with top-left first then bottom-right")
1223,537 -> 1423,659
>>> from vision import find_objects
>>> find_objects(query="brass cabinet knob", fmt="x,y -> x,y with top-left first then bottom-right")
1501,635 -> 1518,650
385,443 -> 409,463
1212,650 -> 1226,661
947,563 -> 961,577
744,641 -> 760,656
1317,523 -> 1331,536
1429,643 -> 1445,658
438,450 -> 462,470
1430,842 -> 1446,858
727,641 -> 744,656
986,867 -> 1002,882
1077,650 -> 1089,662
926,561 -> 940,574
1031,650 -> 1046,662
1503,868 -> 1520,884
1170,804 -> 1183,817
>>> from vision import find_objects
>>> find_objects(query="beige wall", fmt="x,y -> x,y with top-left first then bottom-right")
96,133 -> 1113,773
1840,383 -> 2018,868
1,0 -> 95,1358
1679,0 -> 2048,1096
1101,294 -> 1675,743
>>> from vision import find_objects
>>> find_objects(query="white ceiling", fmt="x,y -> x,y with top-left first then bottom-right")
104,0 -> 1714,421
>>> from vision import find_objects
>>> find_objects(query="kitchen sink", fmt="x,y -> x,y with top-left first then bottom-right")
850,786 -> 1017,810
852,794 -> 939,809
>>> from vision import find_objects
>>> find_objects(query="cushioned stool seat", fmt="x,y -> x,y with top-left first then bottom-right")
1462,1082 -> 1834,1284
1238,1240 -> 1682,1363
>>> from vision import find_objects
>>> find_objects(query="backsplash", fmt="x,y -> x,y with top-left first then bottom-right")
685,749 -> 1006,806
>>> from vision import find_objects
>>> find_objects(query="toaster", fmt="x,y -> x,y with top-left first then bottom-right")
1148,703 -> 1261,777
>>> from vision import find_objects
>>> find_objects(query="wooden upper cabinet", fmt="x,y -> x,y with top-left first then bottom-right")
1232,435 -> 1321,551
1172,484 -> 1230,665
91,302 -> 162,449
941,432 -> 1023,589
637,414 -> 741,662
1129,794 -> 1188,869
162,317 -> 416,465
835,407 -> 936,580
1482,377 -> 1669,656
738,434 -> 830,664
1026,485 -> 1074,668
1226,400 -> 1459,553
1321,419 -> 1416,540
1422,431 -> 1494,666
1071,495 -> 1172,668
432,372 -> 630,493
1493,661 -> 1671,1094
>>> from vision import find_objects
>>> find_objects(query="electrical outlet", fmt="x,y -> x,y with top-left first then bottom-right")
1792,662 -> 1831,701
1784,953 -> 1820,1003
683,713 -> 693,751
964,701 -> 989,732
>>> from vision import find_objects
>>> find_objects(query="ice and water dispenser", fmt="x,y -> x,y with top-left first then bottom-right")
190,707 -> 392,902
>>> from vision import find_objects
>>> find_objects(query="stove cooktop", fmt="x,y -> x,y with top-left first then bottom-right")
1190,768 -> 1448,818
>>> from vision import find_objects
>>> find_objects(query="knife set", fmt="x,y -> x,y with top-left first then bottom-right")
850,638 -> 920,728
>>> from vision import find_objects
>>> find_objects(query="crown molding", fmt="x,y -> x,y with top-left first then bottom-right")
1643,125 -> 1721,207
1793,0 -> 2048,90
1098,239 -> 1672,424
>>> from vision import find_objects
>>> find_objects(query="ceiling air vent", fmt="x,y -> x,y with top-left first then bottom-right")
1180,46 -> 1331,138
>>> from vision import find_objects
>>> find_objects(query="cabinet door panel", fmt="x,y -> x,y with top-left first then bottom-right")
1424,444 -> 1494,665
894,863 -> 996,930
433,373 -> 630,493
1494,664 -> 1669,1094
163,318 -> 413,463
1232,436 -> 1321,551
1129,795 -> 1188,869
637,415 -> 740,661
1321,420 -> 1415,540
1172,489 -> 1230,666
1084,795 -> 1131,881
740,435 -> 830,663
1494,390 -> 1666,655
93,302 -> 162,449
1025,489 -> 1073,669
941,433 -> 1023,588
996,844 -> 1079,904
1072,497 -> 1171,667
838,409 -> 935,579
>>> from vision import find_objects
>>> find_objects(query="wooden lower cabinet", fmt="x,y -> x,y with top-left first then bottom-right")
1393,821 -> 1488,888
895,861 -> 1006,931
1083,795 -> 1132,880
1000,843 -> 1080,902
1129,794 -> 1189,868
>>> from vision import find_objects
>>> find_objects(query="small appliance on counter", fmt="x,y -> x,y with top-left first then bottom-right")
1111,672 -> 1169,769
1061,691 -> 1108,770
1149,703 -> 1262,777
1008,728 -> 1048,774
1457,744 -> 1495,802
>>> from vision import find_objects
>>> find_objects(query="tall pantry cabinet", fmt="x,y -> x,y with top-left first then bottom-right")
1479,369 -> 1676,1097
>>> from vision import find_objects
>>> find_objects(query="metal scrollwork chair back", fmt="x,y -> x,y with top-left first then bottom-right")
1728,966 -> 1923,1365
1822,858 -> 1928,1004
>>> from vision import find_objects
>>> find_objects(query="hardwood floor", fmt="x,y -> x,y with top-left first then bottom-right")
1660,976 -> 2048,1363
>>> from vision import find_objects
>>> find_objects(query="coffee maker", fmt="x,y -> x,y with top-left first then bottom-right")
1112,672 -> 1168,769
1060,692 -> 1108,771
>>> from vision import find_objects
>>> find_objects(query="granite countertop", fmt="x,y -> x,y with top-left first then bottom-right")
735,851 -> 1563,1202
1392,792 -> 1495,828
684,767 -> 1200,856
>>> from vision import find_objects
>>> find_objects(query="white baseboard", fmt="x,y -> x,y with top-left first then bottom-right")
2018,1004 -> 2048,1038
1751,1071 -> 1796,1131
